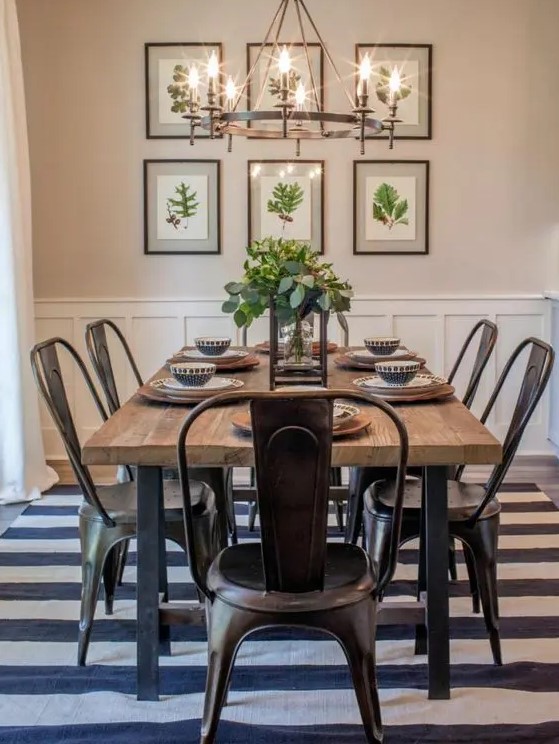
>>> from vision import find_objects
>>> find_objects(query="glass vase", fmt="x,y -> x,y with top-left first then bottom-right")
281,316 -> 314,367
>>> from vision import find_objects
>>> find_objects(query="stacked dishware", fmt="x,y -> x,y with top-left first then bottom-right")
141,336 -> 248,404
335,336 -> 425,370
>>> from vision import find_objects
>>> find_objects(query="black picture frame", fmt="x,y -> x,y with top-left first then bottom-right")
145,42 -> 224,139
248,159 -> 325,254
353,159 -> 430,256
355,43 -> 433,140
143,159 -> 221,255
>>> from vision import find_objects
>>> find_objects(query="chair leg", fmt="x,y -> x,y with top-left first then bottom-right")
335,501 -> 345,532
463,542 -> 480,614
102,544 -> 119,615
115,539 -> 129,586
201,599 -> 258,744
448,537 -> 458,581
459,518 -> 502,665
323,599 -> 383,744
78,518 -> 115,666
248,500 -> 258,532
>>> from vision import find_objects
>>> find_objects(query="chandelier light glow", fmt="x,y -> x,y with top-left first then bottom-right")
181,0 -> 403,155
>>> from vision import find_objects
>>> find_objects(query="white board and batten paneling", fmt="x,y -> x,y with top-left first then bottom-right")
35,295 -> 552,459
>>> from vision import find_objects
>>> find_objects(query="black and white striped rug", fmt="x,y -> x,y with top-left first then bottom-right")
0,483 -> 558,743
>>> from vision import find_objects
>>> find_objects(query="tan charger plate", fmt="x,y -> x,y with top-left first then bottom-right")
167,353 -> 260,372
353,382 -> 456,404
335,354 -> 426,371
138,377 -> 243,405
231,410 -> 372,438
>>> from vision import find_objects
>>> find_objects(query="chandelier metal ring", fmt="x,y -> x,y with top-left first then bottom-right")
199,110 -> 385,139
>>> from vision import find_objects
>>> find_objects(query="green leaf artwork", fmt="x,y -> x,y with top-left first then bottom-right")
375,65 -> 412,106
267,69 -> 301,99
166,182 -> 199,231
167,64 -> 189,114
372,182 -> 409,230
267,182 -> 305,228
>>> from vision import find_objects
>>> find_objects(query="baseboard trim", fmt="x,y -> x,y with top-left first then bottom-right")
48,459 -> 117,486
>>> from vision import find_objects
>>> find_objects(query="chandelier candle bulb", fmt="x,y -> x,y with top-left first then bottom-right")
207,50 -> 219,97
278,45 -> 291,98
295,81 -> 306,111
388,67 -> 401,106
225,76 -> 236,111
358,53 -> 372,101
188,64 -> 200,107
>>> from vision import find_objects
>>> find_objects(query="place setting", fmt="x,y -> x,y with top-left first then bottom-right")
335,336 -> 426,370
141,336 -> 248,404
352,358 -> 455,403
231,399 -> 372,438
167,336 -> 260,372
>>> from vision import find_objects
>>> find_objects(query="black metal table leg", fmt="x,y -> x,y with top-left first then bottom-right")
424,465 -> 450,699
157,487 -> 171,655
414,474 -> 427,655
137,465 -> 162,701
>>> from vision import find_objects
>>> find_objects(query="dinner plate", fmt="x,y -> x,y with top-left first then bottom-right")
231,410 -> 370,438
176,349 -> 249,362
154,377 -> 244,393
353,374 -> 447,391
347,347 -> 416,364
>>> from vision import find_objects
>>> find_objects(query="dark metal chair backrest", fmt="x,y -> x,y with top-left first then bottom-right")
464,337 -> 554,525
177,389 -> 409,600
30,338 -> 114,526
448,320 -> 498,409
85,319 -> 143,415
251,396 -> 332,592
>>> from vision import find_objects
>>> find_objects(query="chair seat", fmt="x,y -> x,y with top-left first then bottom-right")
207,542 -> 376,613
367,479 -> 501,522
79,479 -> 213,524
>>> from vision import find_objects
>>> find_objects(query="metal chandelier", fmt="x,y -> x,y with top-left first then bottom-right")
183,0 -> 402,155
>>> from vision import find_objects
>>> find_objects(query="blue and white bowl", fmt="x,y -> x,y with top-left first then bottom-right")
169,362 -> 216,387
194,337 -> 232,357
375,360 -> 421,386
364,337 -> 401,357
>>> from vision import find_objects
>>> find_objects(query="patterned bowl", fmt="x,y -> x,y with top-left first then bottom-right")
194,337 -> 232,357
364,337 -> 401,356
375,360 -> 421,386
169,362 -> 216,387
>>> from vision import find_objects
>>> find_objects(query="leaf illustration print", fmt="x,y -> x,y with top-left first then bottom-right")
166,182 -> 199,230
372,182 -> 409,230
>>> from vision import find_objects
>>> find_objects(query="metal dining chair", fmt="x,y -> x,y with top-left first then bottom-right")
177,389 -> 409,744
30,337 -> 220,666
345,319 -> 499,546
241,311 -> 351,533
85,319 -> 237,555
363,337 -> 554,666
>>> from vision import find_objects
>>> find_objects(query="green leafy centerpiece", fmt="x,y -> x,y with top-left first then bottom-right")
222,237 -> 353,365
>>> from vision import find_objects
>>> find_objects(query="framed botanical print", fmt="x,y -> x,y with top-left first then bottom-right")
246,43 -> 324,135
353,160 -> 429,255
144,160 -> 221,255
145,43 -> 223,138
248,160 -> 324,254
355,44 -> 432,139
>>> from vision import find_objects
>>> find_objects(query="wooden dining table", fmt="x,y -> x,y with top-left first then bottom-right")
82,348 -> 502,703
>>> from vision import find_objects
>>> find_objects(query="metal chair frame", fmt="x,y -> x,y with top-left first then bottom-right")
365,336 -> 554,666
177,389 -> 409,744
30,337 -> 218,666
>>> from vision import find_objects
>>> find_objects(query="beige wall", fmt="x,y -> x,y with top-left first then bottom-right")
17,0 -> 559,300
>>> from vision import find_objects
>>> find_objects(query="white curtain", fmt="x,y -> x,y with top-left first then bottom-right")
0,0 -> 57,504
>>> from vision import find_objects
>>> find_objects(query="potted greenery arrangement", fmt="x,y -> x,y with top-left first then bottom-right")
222,237 -> 353,365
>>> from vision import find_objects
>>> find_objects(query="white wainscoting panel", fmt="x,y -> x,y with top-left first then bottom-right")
34,296 -> 552,458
